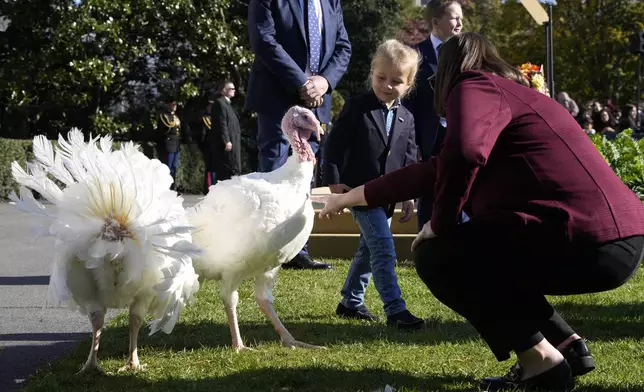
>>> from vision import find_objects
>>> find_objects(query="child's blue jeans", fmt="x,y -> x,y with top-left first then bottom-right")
340,207 -> 407,317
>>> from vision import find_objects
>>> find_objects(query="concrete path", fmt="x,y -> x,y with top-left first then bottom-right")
0,195 -> 203,391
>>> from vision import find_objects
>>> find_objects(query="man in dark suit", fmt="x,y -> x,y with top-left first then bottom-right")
157,96 -> 182,190
246,0 -> 351,270
403,0 -> 463,230
209,81 -> 242,182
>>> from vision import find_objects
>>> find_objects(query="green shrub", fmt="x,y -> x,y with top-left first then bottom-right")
176,143 -> 206,195
590,129 -> 644,200
0,138 -> 32,199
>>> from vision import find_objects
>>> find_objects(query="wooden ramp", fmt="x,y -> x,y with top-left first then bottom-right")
309,187 -> 417,261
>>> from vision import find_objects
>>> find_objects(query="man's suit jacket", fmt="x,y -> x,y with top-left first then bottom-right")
402,37 -> 443,161
209,96 -> 242,175
363,71 -> 644,245
323,91 -> 417,216
245,0 -> 351,124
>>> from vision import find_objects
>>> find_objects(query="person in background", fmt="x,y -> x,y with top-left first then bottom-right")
200,96 -> 216,193
209,81 -> 242,182
324,39 -> 425,330
245,0 -> 352,270
403,0 -> 464,231
596,109 -> 618,138
556,91 -> 579,119
158,96 -> 181,190
313,33 -> 644,391
581,119 -> 596,136
619,104 -> 640,134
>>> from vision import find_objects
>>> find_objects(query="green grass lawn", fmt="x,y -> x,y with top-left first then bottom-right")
22,260 -> 644,392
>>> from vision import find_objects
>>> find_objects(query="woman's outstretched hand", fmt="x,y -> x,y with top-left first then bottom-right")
311,185 -> 368,218
411,221 -> 437,252
311,194 -> 348,218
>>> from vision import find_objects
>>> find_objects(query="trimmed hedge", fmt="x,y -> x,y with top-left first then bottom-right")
0,138 -> 33,200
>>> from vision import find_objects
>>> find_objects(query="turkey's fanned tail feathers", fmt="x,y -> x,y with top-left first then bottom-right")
148,256 -> 200,335
8,186 -> 53,219
10,129 -> 200,335
32,134 -> 75,186
10,161 -> 64,204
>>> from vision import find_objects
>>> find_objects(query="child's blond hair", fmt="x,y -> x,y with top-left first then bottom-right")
368,39 -> 420,97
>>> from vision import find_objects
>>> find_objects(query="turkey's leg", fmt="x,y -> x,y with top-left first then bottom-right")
118,301 -> 146,372
78,309 -> 106,374
255,268 -> 326,349
220,281 -> 252,352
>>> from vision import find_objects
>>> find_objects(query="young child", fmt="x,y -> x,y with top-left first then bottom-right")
323,39 -> 424,331
581,119 -> 596,136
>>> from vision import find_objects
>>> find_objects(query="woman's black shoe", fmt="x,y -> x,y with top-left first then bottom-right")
561,339 -> 595,376
386,310 -> 425,331
480,360 -> 574,391
505,339 -> 595,379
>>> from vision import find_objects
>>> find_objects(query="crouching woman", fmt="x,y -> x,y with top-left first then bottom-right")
313,32 -> 644,391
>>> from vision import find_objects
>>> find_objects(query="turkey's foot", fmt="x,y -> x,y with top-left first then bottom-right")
77,360 -> 106,376
233,343 -> 256,353
78,310 -> 106,376
118,361 -> 147,373
281,337 -> 327,350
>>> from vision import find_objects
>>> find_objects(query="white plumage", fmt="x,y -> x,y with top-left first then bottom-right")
188,105 -> 324,351
9,129 -> 200,373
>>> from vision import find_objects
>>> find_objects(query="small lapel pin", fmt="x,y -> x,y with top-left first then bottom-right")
398,117 -> 404,122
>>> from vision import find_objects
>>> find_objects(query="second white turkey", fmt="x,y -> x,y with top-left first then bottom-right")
187,105 -> 325,351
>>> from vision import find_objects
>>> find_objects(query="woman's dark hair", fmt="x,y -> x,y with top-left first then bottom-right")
434,32 -> 529,115
622,104 -> 637,118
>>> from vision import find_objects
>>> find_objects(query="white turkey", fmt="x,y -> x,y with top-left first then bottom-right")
9,129 -> 200,374
187,105 -> 325,351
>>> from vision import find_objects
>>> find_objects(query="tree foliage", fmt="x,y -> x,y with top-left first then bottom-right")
339,0 -> 409,96
0,0 -> 253,141
463,0 -> 644,105
1,0 -> 642,146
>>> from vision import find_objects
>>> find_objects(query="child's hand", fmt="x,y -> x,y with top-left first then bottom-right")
329,184 -> 352,194
399,200 -> 415,223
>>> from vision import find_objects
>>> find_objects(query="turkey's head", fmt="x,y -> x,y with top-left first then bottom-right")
282,106 -> 320,163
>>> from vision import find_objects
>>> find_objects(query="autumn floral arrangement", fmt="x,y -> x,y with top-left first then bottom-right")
518,62 -> 549,95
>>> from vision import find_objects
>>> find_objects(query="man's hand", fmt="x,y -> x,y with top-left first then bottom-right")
399,200 -> 415,223
225,142 -> 232,151
329,184 -> 352,194
305,96 -> 324,108
300,76 -> 329,101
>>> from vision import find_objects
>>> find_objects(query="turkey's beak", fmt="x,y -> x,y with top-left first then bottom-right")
315,125 -> 322,141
